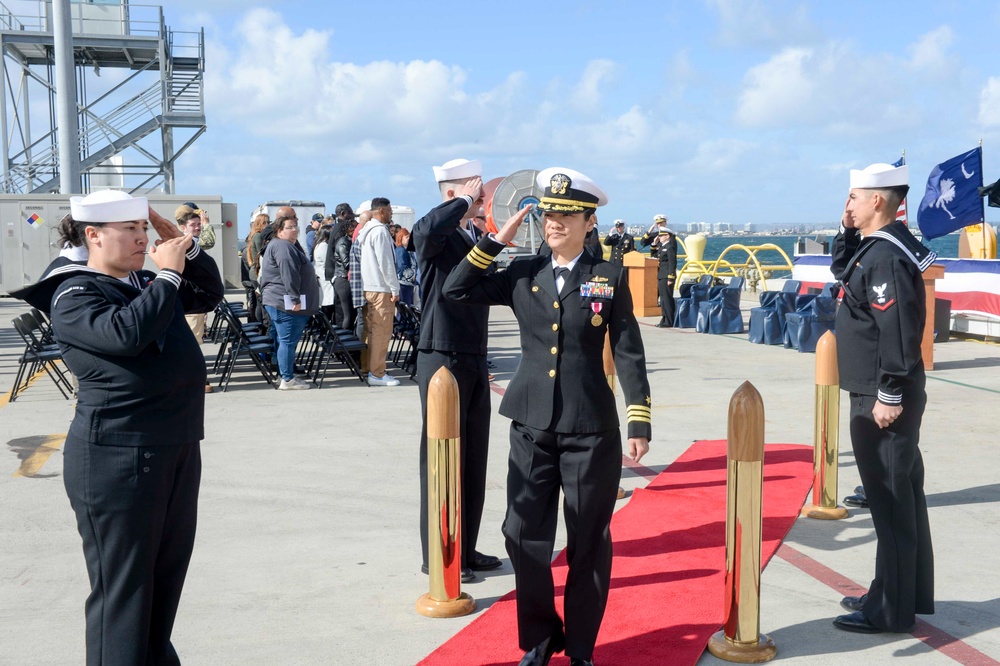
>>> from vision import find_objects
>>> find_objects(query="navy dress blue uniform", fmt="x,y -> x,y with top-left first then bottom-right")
443,232 -> 651,661
641,228 -> 678,327
15,239 -> 223,665
831,219 -> 936,632
602,225 -> 635,266
412,193 -> 493,571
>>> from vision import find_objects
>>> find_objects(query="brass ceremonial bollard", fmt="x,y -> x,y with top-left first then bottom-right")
801,331 -> 849,520
707,381 -> 777,663
604,333 -> 627,501
415,367 -> 475,618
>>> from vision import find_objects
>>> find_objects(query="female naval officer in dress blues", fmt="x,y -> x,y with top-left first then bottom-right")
11,190 -> 224,665
443,168 -> 652,666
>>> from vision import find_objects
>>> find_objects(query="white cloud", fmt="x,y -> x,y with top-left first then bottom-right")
571,59 -> 618,113
908,25 -> 953,74
705,0 -> 816,48
978,77 -> 1000,127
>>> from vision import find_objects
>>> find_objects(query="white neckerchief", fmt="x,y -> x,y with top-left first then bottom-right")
550,251 -> 584,293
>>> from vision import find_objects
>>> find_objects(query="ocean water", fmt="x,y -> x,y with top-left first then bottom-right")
637,233 -> 963,265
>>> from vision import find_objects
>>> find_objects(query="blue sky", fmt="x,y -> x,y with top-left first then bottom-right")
154,0 -> 1000,233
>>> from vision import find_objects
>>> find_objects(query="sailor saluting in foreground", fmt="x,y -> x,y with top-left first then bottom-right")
443,168 -> 652,666
11,190 -> 223,665
830,162 -> 935,635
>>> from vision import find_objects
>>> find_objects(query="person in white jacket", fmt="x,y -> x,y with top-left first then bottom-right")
358,197 -> 401,386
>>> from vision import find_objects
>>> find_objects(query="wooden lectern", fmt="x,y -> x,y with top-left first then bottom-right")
623,251 -> 660,317
922,264 -> 945,371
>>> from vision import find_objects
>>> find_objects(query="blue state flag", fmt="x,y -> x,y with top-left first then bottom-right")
917,147 -> 984,240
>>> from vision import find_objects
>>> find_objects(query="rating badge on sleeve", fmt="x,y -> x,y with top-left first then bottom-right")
25,212 -> 44,228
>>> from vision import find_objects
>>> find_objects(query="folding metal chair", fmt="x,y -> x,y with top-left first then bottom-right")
10,314 -> 73,401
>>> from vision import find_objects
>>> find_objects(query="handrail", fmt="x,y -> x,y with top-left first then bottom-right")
676,243 -> 795,292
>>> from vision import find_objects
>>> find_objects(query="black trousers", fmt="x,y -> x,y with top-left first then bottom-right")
332,276 -> 355,330
657,277 -> 675,326
417,350 -> 492,569
850,391 -> 934,631
63,435 -> 201,666
504,422 -> 621,661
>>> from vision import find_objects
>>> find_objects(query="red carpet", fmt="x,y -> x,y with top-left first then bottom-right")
419,440 -> 813,666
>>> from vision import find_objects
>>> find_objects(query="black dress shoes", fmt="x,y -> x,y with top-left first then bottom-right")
833,611 -> 883,633
570,660 -> 594,666
419,563 -> 475,583
468,551 -> 502,571
844,485 -> 868,508
840,594 -> 867,612
519,635 -> 564,666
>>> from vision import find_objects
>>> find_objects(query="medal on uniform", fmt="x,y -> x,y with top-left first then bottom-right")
591,302 -> 603,327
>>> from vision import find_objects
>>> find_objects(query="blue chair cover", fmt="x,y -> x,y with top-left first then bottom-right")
674,278 -> 713,328
696,278 -> 745,334
783,296 -> 837,352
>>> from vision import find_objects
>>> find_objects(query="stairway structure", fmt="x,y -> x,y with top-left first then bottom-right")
0,0 -> 205,195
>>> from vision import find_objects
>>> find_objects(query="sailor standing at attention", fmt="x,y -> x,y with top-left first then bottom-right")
443,168 -> 652,666
830,162 -> 935,634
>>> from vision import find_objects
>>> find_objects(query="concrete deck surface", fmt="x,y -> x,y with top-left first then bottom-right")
1,292 -> 998,665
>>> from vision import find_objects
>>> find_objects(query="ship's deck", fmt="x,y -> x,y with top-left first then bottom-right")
2,291 -> 999,665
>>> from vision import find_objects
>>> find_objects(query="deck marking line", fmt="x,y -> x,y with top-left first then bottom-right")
13,433 -> 67,478
927,375 -> 1000,395
776,543 -> 1000,666
0,368 -> 49,410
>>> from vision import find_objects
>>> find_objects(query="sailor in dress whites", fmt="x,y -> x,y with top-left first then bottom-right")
830,162 -> 936,634
443,168 -> 652,666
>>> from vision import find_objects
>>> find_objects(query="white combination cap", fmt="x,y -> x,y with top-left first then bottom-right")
613,219 -> 625,226
432,158 -> 482,183
70,190 -> 148,223
355,199 -> 372,215
654,214 -> 668,223
535,167 -> 608,212
849,163 -> 909,189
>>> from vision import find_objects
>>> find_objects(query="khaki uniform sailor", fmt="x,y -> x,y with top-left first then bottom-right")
444,167 -> 651,666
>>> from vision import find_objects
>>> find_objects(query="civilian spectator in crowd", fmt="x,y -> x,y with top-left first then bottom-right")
175,205 -> 216,392
312,226 -> 336,318
353,200 -> 373,242
357,197 -> 400,386
395,226 -> 415,305
305,213 -> 323,260
176,201 -> 215,250
260,212 -> 319,390
335,202 -> 356,227
247,214 -> 270,282
328,216 -> 357,330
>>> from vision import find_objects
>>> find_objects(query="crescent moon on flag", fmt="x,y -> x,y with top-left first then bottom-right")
961,162 -> 975,179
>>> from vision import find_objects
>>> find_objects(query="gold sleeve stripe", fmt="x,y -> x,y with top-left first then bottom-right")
465,248 -> 493,270
627,406 -> 652,415
627,415 -> 652,423
470,246 -> 498,263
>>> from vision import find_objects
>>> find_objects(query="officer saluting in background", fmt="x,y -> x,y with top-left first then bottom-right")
444,168 -> 652,666
830,162 -> 936,634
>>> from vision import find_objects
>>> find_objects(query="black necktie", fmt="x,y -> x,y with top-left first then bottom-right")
554,266 -> 570,294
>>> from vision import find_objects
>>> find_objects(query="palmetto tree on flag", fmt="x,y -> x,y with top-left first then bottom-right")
934,178 -> 957,219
